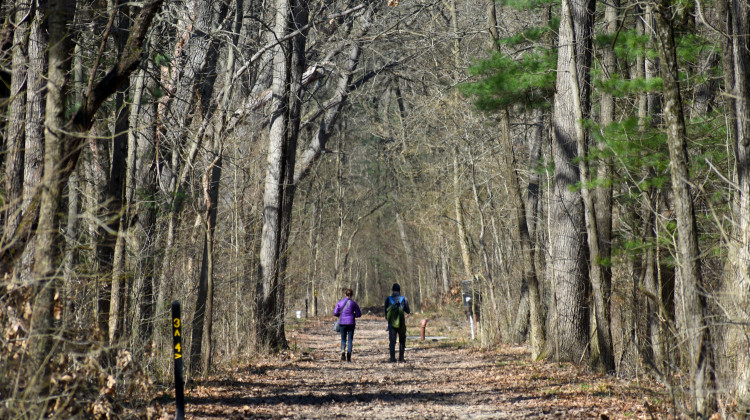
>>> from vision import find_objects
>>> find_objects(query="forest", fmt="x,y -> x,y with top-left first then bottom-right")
1,0 -> 749,418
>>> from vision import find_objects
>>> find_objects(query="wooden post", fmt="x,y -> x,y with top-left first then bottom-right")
172,301 -> 185,420
314,288 -> 318,317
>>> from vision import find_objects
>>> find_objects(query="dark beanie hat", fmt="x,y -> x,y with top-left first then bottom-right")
392,283 -> 401,292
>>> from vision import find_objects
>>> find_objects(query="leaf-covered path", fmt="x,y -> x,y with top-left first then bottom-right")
174,316 -> 670,419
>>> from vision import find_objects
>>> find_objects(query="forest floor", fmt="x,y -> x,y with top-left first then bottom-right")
159,314 -> 673,419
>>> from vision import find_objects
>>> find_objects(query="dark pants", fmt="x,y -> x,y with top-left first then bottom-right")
340,324 -> 355,353
388,324 -> 406,356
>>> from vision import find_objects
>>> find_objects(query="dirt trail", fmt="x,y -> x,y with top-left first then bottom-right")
177,316 -> 669,419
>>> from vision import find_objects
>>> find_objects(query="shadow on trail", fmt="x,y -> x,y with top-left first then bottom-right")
187,389 -> 500,408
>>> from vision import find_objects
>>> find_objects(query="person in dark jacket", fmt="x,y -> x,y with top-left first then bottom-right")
333,288 -> 362,362
384,283 -> 411,362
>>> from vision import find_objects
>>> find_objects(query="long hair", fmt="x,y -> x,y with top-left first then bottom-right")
344,288 -> 353,297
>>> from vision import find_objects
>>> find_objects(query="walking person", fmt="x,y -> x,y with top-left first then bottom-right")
385,283 -> 411,362
333,288 -> 362,362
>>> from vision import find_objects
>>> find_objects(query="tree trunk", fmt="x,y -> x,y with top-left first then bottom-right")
635,8 -> 667,371
257,0 -> 307,351
454,153 -> 473,279
548,0 -> 594,363
107,23 -> 131,344
190,148 -> 222,376
723,0 -> 750,410
560,0 -> 614,372
16,0 -> 47,283
2,0 -> 30,245
128,64 -> 158,344
595,0 -> 618,372
29,0 -> 72,389
500,110 -> 544,359
441,239 -> 450,293
650,0 -> 715,414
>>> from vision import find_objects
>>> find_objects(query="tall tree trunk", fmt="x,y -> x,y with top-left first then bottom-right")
107,2 -> 132,343
500,110 -> 544,359
2,0 -> 30,255
129,64 -> 159,344
441,238 -> 450,293
184,0 -> 231,375
190,147 -> 222,376
636,7 -> 666,371
560,0 -> 615,372
548,0 -> 594,363
650,0 -> 715,414
257,0 -> 307,351
454,153 -> 472,279
596,0 -> 617,372
17,0 -> 47,282
29,0 -> 72,390
723,0 -> 750,410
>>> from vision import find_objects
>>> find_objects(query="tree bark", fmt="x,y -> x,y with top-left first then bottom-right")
184,0 -> 231,376
107,2 -> 132,344
723,0 -> 750,410
454,153 -> 473,279
635,6 -> 667,372
28,0 -> 72,388
129,64 -> 159,344
650,0 -> 715,414
500,110 -> 544,359
257,0 -> 307,351
596,0 -> 617,372
2,0 -> 30,253
559,0 -> 614,372
548,0 -> 594,363
16,0 -> 47,283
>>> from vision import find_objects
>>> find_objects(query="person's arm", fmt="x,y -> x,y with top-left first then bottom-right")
384,297 -> 390,319
354,302 -> 362,318
403,298 -> 411,314
333,301 -> 341,317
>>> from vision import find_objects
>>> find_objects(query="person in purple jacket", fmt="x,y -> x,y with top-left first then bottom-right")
333,288 -> 362,362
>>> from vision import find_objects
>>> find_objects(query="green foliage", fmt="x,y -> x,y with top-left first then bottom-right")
595,75 -> 663,97
595,30 -> 655,62
462,3 -> 558,111
462,48 -> 556,110
497,0 -> 557,9
501,18 -> 559,46
675,32 -> 716,63
153,52 -> 171,68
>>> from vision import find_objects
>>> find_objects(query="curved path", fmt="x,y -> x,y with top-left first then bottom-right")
179,316 -> 667,419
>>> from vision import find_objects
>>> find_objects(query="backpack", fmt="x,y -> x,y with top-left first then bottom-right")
386,296 -> 405,329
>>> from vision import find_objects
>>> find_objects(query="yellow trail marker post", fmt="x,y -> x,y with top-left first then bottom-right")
172,301 -> 185,420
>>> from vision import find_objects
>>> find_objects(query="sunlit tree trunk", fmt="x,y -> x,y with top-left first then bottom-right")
2,0 -> 30,244
722,0 -> 750,410
257,0 -> 307,351
547,0 -> 594,363
650,0 -> 715,414
29,0 -> 72,386
17,0 -> 47,282
454,153 -> 473,279
129,64 -> 159,344
500,110 -> 544,358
